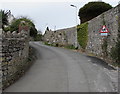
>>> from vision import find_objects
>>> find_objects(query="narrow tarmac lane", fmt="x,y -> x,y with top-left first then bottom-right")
4,42 -> 118,92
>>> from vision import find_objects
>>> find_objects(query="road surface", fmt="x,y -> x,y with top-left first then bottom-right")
4,42 -> 118,92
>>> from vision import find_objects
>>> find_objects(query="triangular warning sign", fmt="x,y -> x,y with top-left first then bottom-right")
100,25 -> 109,33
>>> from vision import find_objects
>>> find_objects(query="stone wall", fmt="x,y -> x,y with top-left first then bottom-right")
43,4 -> 119,65
0,30 -> 2,93
86,4 -> 120,64
0,29 -> 29,89
43,27 -> 78,48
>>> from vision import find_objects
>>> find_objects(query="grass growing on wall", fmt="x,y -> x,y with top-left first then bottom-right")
64,45 -> 77,50
77,22 -> 88,49
110,32 -> 120,67
102,38 -> 108,57
110,15 -> 120,67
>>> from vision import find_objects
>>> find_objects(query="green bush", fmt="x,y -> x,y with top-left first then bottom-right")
4,26 -> 10,32
0,10 -> 10,29
34,34 -> 43,41
78,2 -> 112,23
10,17 -> 37,38
44,42 -> 53,46
77,22 -> 88,49
65,45 -> 76,50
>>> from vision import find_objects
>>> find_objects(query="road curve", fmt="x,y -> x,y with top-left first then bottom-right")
4,42 -> 118,92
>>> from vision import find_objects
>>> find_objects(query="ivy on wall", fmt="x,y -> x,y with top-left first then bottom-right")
110,40 -> 120,66
110,17 -> 120,66
101,37 -> 108,57
77,22 -> 88,49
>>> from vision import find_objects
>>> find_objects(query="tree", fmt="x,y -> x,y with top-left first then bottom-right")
78,2 -> 112,23
46,27 -> 49,31
0,10 -> 10,29
10,17 -> 37,38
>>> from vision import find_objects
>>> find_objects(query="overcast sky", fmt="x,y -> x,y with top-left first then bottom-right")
0,0 -> 119,34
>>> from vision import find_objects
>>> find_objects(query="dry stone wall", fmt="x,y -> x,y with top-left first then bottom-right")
43,4 -> 119,65
86,4 -> 120,64
0,29 -> 29,89
44,27 -> 78,48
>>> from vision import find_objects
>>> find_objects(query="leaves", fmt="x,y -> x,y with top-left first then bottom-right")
10,17 -> 37,38
78,2 -> 112,23
0,10 -> 11,29
77,22 -> 88,49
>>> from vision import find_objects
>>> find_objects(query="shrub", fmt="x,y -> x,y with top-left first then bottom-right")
0,10 -> 10,29
4,26 -> 10,32
34,34 -> 43,41
65,45 -> 76,50
10,17 -> 37,38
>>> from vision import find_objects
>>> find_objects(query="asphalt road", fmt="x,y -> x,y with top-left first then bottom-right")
4,42 -> 118,92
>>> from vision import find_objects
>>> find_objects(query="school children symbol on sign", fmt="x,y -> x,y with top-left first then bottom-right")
99,25 -> 109,36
